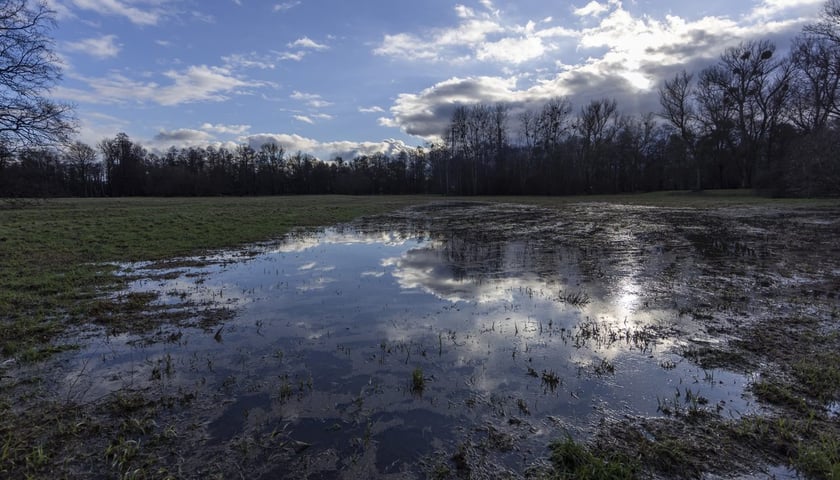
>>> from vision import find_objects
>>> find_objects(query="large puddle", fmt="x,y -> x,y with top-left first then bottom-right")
61,202 -> 760,477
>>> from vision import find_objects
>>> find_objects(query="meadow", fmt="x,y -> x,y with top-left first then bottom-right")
1,193 -> 838,479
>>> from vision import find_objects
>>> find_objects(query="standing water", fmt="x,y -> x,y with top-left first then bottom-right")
61,202 -> 755,478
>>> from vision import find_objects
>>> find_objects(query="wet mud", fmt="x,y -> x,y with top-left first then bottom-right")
1,201 -> 838,479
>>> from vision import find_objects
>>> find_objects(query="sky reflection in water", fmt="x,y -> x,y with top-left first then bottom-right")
64,204 -> 756,475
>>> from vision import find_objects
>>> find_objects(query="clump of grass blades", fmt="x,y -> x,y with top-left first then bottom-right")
411,368 -> 425,393
559,290 -> 591,307
548,436 -> 637,479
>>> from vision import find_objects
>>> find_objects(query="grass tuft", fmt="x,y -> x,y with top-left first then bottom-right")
411,367 -> 425,394
548,436 -> 637,479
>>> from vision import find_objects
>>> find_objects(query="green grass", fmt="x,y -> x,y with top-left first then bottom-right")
3,192 -> 836,360
1,191 -> 839,479
0,196 -> 434,359
793,353 -> 840,404
411,367 -> 425,393
547,437 -> 637,479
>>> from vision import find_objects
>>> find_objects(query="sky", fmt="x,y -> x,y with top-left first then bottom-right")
46,0 -> 826,159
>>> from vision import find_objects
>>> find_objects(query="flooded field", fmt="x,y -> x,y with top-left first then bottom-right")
5,200 -> 840,478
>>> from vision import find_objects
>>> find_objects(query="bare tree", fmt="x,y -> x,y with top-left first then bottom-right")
65,141 -> 97,196
696,40 -> 792,187
788,34 -> 840,132
536,97 -> 573,151
805,0 -> 840,45
660,71 -> 702,189
0,1 -> 74,149
577,98 -> 620,192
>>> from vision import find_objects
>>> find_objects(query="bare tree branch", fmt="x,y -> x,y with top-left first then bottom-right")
0,0 -> 75,150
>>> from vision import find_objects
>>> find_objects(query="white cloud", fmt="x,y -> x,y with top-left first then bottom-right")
135,132 -> 415,160
74,111 -> 130,146
455,5 -> 475,19
359,106 -> 385,114
374,9 -> 505,63
233,51 -> 303,64
200,123 -> 251,135
574,1 -> 610,17
379,76 -> 526,139
240,133 -> 414,160
478,0 -> 500,17
156,65 -> 261,105
748,0 -> 824,20
56,65 -> 265,106
70,0 -> 163,26
288,37 -> 328,51
277,51 -> 306,61
44,0 -> 75,20
273,1 -> 300,12
376,0 -> 822,140
222,52 -> 276,70
65,34 -> 121,59
476,36 -> 545,64
290,91 -> 332,108
293,115 -> 314,124
374,4 -> 580,65
191,10 -> 215,23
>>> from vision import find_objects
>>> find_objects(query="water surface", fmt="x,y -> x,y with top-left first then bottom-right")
63,202 -> 755,477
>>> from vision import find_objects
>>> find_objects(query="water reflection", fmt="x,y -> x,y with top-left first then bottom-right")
63,202 -> 755,477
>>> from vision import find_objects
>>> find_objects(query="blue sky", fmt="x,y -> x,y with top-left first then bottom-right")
47,0 -> 824,158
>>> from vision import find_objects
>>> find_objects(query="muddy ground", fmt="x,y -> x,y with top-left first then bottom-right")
1,200 -> 838,479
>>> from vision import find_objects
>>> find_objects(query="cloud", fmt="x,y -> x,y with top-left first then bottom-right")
574,1 -> 610,17
273,1 -> 300,12
377,1 -> 822,141
240,133 -> 414,160
190,10 -> 215,23
748,0 -> 824,20
69,0 -> 164,26
476,35 -> 545,64
44,0 -> 75,20
380,76 -> 527,139
56,65 -> 266,106
288,37 -> 329,51
455,5 -> 475,19
64,34 -> 121,59
293,115 -> 314,124
278,51 -> 306,61
479,0 -> 500,17
74,110 -> 130,146
153,128 -> 215,148
290,91 -> 332,108
136,131 -> 415,160
373,5 -> 578,65
222,52 -> 277,70
359,106 -> 385,114
374,9 -> 505,63
200,123 -> 251,135
224,44 -> 328,67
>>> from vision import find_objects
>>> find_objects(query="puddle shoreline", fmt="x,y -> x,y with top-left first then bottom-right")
6,201 -> 840,478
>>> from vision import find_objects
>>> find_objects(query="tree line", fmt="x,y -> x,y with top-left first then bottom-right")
1,1 -> 839,198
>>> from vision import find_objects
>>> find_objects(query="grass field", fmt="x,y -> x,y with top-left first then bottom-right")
0,195 -> 433,358
2,192 -> 837,359
1,192 -> 839,479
